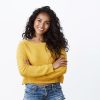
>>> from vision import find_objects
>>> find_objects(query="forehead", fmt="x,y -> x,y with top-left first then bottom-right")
36,12 -> 50,21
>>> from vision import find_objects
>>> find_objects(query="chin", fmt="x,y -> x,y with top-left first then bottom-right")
36,31 -> 45,34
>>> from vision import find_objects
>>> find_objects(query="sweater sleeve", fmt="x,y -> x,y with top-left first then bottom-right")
46,50 -> 67,79
53,49 -> 67,76
16,41 -> 54,77
47,66 -> 67,79
37,49 -> 67,79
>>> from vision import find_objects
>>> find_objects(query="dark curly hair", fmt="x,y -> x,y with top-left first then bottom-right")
22,6 -> 69,60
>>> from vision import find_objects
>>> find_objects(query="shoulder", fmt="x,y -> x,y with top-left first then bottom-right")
17,39 -> 29,50
16,39 -> 28,54
18,39 -> 29,46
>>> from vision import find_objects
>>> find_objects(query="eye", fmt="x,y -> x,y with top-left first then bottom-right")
37,19 -> 41,22
46,22 -> 50,25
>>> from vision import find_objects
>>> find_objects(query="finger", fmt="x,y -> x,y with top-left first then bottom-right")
60,59 -> 67,62
61,63 -> 67,65
59,57 -> 62,59
61,64 -> 67,66
24,60 -> 31,64
57,58 -> 63,61
61,61 -> 67,64
60,62 -> 67,65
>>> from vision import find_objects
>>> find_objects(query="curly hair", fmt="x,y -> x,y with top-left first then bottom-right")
22,6 -> 69,60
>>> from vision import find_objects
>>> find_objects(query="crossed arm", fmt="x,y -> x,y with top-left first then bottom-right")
16,42 -> 67,79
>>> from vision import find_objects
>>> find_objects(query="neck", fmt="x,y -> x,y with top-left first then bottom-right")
32,35 -> 44,42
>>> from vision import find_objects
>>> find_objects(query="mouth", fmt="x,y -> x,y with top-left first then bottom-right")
38,27 -> 44,31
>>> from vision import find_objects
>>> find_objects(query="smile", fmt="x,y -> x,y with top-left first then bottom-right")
38,28 -> 44,31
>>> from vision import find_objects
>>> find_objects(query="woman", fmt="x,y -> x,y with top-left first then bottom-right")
16,6 -> 69,100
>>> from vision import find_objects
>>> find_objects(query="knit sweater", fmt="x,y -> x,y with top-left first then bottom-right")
16,39 -> 67,85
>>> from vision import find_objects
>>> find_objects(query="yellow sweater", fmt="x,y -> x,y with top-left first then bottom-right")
16,39 -> 67,85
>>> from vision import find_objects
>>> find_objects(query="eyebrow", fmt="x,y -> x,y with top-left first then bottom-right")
37,18 -> 50,22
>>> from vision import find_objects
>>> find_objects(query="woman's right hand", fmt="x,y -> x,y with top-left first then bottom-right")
52,57 -> 67,69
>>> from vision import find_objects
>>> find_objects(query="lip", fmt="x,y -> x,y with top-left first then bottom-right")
37,27 -> 44,32
38,27 -> 43,30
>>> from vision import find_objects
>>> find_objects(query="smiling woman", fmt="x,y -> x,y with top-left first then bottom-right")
16,6 -> 69,100
33,12 -> 50,37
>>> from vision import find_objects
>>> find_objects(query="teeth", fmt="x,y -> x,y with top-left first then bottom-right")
38,28 -> 43,31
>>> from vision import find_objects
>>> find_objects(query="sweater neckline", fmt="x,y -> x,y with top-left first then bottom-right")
27,39 -> 46,45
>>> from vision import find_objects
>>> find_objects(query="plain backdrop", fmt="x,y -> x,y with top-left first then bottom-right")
0,0 -> 100,100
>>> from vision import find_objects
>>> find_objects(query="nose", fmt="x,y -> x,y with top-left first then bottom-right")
39,22 -> 44,28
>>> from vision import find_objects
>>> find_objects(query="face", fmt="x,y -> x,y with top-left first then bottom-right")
34,12 -> 50,35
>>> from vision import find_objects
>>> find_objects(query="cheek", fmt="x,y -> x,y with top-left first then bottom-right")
34,21 -> 38,27
45,25 -> 50,30
33,22 -> 39,30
